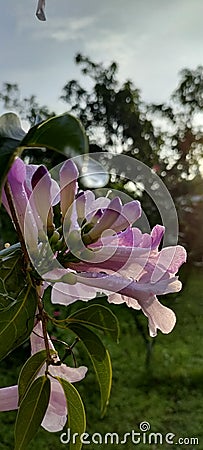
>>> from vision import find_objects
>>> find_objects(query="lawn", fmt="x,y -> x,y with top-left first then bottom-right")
0,265 -> 203,449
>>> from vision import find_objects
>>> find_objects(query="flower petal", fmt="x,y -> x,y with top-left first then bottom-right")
139,295 -> 176,337
41,381 -> 67,432
0,385 -> 18,411
60,160 -> 79,220
51,281 -> 97,305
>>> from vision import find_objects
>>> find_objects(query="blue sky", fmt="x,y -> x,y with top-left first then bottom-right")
1,0 -> 203,115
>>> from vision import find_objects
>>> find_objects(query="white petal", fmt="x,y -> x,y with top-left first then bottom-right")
41,381 -> 67,432
0,385 -> 18,411
51,281 -> 97,305
140,296 -> 176,337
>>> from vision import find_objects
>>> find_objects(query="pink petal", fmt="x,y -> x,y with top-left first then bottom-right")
41,381 -> 67,432
108,293 -> 141,310
85,197 -> 122,243
3,159 -> 39,252
139,295 -> 176,337
31,166 -> 54,231
113,200 -> 141,232
42,365 -> 87,431
151,225 -> 165,249
60,160 -> 79,220
30,322 -> 87,432
30,321 -> 56,355
51,281 -> 97,305
151,245 -> 187,282
49,364 -> 87,383
0,385 -> 18,411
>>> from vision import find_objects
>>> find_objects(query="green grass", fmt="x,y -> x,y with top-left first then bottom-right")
0,265 -> 203,449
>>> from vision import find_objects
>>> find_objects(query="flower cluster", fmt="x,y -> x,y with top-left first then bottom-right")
3,157 -> 186,337
0,321 -> 87,432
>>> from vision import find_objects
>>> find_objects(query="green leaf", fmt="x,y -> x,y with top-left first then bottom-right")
0,243 -> 25,309
0,113 -> 88,201
57,377 -> 86,450
0,137 -> 20,196
18,349 -> 55,404
67,323 -> 112,416
0,111 -> 26,199
0,283 -> 37,361
67,304 -> 119,342
0,242 -> 21,259
14,376 -> 50,450
19,113 -> 89,156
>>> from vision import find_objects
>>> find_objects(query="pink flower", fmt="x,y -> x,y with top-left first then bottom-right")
2,158 -> 59,252
2,158 -> 39,252
3,157 -> 187,337
0,322 -> 87,432
45,160 -> 186,336
42,160 -> 186,337
49,236 -> 186,337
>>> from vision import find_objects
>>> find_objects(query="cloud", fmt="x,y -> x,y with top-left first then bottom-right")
2,0 -> 203,112
16,0 -> 96,43
16,11 -> 96,43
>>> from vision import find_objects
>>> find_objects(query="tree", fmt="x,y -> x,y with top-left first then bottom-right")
0,82 -> 55,126
149,66 -> 203,191
60,54 -> 162,168
1,58 -> 203,262
149,66 -> 203,263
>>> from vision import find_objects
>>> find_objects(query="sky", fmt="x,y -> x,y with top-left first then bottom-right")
1,0 -> 203,116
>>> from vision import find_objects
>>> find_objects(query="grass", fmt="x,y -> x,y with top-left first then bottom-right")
0,265 -> 203,449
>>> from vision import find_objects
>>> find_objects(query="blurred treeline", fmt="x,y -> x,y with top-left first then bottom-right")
0,55 -> 203,263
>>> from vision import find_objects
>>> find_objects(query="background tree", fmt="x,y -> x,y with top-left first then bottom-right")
0,82 -> 55,126
60,54 -> 163,169
1,58 -> 203,262
149,66 -> 203,262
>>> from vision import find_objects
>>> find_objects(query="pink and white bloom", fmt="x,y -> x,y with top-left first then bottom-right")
2,158 -> 59,251
0,322 -> 87,432
3,157 -> 187,337
49,227 -> 186,336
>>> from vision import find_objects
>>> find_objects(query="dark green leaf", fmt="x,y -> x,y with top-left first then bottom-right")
14,376 -> 50,450
0,111 -> 26,199
0,243 -> 24,309
67,304 -> 119,342
19,113 -> 89,156
0,137 -> 20,196
0,242 -> 21,259
0,113 -> 89,201
67,323 -> 112,416
18,349 -> 55,404
0,283 -> 37,361
57,377 -> 86,450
